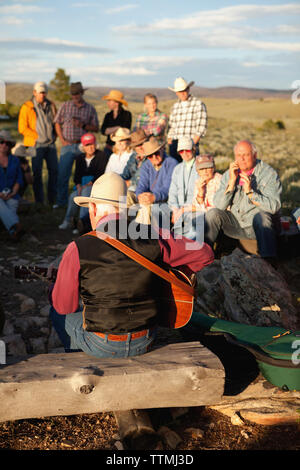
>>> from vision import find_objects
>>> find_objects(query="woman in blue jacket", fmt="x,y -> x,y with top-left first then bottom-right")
0,130 -> 24,241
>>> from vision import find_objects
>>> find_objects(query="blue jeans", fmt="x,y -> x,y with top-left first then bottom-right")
204,208 -> 278,258
31,144 -> 58,204
63,185 -> 91,223
0,197 -> 19,232
57,144 -> 81,207
49,307 -> 157,358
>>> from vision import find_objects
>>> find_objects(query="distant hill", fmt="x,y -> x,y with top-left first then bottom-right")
5,82 -> 291,106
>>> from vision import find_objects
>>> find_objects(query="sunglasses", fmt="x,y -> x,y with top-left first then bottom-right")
147,152 -> 160,159
0,140 -> 10,145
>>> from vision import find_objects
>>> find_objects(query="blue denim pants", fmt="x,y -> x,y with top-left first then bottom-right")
31,144 -> 58,204
204,208 -> 278,258
63,185 -> 91,223
49,307 -> 157,358
57,144 -> 81,207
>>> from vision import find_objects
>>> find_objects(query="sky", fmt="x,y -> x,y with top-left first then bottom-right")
0,0 -> 300,90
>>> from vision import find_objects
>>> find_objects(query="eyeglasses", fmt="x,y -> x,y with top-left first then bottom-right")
0,140 -> 9,145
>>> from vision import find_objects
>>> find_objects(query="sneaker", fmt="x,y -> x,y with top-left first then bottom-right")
58,220 -> 70,230
72,228 -> 79,235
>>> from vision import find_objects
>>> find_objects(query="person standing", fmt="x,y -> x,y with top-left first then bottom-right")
134,93 -> 168,139
18,81 -> 58,205
167,77 -> 207,162
54,82 -> 99,208
101,90 -> 132,158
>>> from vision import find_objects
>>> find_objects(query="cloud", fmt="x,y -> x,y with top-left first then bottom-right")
0,37 -> 114,54
106,4 -> 138,14
0,3 -> 47,14
113,4 -> 300,33
0,15 -> 32,25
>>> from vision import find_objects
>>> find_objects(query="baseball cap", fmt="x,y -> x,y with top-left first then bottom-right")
33,81 -> 48,93
177,136 -> 194,152
81,133 -> 96,146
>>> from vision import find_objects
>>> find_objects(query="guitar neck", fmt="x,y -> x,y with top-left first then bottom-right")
14,265 -> 58,282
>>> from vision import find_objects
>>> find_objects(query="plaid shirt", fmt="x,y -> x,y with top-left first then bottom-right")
54,100 -> 99,142
167,95 -> 207,140
134,110 -> 168,137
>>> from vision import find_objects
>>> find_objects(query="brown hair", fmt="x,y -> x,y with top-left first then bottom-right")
143,93 -> 158,103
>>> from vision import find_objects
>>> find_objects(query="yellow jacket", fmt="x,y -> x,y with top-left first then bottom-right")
18,99 -> 57,147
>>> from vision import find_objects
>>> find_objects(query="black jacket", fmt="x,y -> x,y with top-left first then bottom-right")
101,107 -> 132,147
74,149 -> 110,185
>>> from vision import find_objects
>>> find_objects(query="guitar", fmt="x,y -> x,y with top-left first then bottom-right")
15,253 -> 196,329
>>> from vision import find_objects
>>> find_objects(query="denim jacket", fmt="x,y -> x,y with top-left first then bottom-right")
213,159 -> 282,229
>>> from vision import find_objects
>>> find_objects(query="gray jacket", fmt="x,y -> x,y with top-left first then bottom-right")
213,159 -> 282,229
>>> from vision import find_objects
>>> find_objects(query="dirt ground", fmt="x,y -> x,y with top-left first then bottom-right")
0,203 -> 299,452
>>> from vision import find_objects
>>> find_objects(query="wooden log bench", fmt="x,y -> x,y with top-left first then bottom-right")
0,342 -> 225,423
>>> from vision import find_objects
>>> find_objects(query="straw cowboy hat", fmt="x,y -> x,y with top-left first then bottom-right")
102,89 -> 128,107
111,127 -> 131,142
168,77 -> 194,93
74,172 -> 128,208
129,129 -> 148,148
142,136 -> 165,157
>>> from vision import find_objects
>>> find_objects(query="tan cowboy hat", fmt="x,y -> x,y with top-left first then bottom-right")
102,89 -> 128,107
111,127 -> 131,142
168,77 -> 194,93
74,172 -> 128,208
130,129 -> 148,148
142,136 -> 165,158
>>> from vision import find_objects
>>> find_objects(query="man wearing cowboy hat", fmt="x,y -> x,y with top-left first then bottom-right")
49,172 -> 214,358
54,82 -> 99,208
167,77 -> 207,162
101,90 -> 132,158
18,81 -> 58,206
135,136 -> 178,224
121,129 -> 148,206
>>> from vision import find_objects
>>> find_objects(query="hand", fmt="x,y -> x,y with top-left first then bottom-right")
76,184 -> 82,196
61,138 -> 70,147
138,192 -> 155,205
228,161 -> 240,190
240,172 -> 252,194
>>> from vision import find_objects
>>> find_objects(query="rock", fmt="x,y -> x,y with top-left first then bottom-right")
185,427 -> 205,439
196,248 -> 299,329
14,316 -> 46,333
29,337 -> 47,354
40,305 -> 50,317
20,298 -> 36,313
230,413 -> 245,426
157,426 -> 182,449
2,334 -> 27,356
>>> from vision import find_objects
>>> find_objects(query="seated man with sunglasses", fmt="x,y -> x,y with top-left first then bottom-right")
135,137 -> 178,225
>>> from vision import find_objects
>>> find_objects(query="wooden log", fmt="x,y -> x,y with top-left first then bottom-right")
0,342 -> 225,422
114,410 -> 160,450
208,376 -> 300,425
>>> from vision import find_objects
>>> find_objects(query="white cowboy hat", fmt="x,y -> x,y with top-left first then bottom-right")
168,77 -> 194,93
74,172 -> 128,208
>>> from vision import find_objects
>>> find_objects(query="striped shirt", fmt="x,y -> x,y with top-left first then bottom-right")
167,95 -> 207,141
134,110 -> 168,138
54,100 -> 99,142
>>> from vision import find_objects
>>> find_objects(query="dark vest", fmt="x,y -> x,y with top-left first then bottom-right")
74,220 -> 165,334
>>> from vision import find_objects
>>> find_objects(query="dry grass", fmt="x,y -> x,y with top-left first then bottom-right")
1,96 -> 300,210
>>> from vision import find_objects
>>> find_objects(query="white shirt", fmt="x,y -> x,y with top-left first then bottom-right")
105,150 -> 133,175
